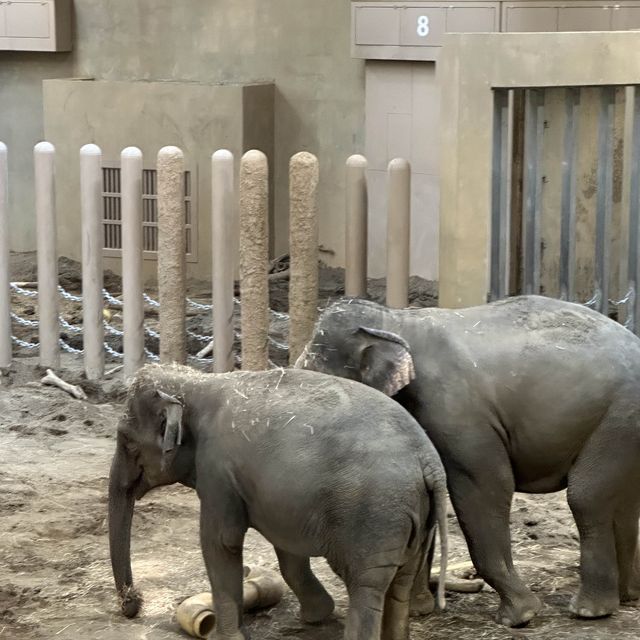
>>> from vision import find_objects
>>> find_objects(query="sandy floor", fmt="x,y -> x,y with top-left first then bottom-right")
1,357 -> 639,640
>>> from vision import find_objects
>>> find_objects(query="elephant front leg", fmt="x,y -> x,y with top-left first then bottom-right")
200,510 -> 247,640
274,548 -> 335,623
448,459 -> 541,627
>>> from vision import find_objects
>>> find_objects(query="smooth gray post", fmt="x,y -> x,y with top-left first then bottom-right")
595,87 -> 615,315
80,144 -> 105,380
157,146 -> 186,364
239,150 -> 269,371
386,158 -> 411,309
628,88 -> 640,335
345,155 -> 368,298
0,143 -> 10,369
559,89 -> 580,302
522,90 -> 545,295
212,150 -> 235,373
490,90 -> 511,301
35,142 -> 59,369
121,147 -> 145,378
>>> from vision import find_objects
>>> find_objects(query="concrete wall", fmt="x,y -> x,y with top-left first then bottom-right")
0,0 -> 365,270
43,78 -> 274,282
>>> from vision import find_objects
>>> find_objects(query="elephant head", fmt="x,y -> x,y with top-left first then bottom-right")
295,298 -> 416,397
108,366 -> 196,618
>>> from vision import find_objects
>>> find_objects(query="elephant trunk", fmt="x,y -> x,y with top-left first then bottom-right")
108,436 -> 143,617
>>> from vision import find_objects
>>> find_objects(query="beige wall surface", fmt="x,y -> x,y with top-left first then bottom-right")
0,0 -> 365,269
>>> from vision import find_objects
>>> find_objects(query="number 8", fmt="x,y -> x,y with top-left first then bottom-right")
417,15 -> 430,37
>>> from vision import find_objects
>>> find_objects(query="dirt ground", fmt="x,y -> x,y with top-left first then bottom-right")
2,254 -> 639,639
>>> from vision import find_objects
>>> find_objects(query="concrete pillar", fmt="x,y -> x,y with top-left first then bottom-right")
34,142 -> 59,369
239,150 -> 269,371
288,152 -> 319,365
121,147 -> 145,378
212,150 -> 236,373
80,144 -> 104,380
345,155 -> 368,298
386,158 -> 411,309
157,146 -> 186,365
0,143 -> 10,370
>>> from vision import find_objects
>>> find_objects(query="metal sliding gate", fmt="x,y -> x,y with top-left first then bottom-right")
489,85 -> 640,334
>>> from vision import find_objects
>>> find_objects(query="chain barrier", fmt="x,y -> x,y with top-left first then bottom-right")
9,282 -> 290,365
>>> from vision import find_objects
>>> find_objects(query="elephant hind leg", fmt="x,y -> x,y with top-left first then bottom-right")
382,550 -> 423,640
615,505 -> 640,603
566,412 -> 640,618
342,564 -> 398,640
274,548 -> 335,623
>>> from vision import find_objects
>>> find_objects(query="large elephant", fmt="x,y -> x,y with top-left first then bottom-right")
296,294 -> 640,627
108,364 -> 448,640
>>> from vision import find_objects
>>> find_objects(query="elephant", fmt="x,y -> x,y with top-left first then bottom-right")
108,364 -> 448,640
295,294 -> 640,627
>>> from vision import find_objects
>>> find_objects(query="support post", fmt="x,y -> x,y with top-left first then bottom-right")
157,146 -> 186,364
35,142 -> 59,369
288,152 -> 319,365
386,158 -> 411,309
212,150 -> 236,373
121,147 -> 145,378
80,144 -> 104,380
239,150 -> 269,371
0,143 -> 9,369
345,155 -> 368,298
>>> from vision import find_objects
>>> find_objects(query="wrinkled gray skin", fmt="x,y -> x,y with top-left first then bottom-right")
296,295 -> 640,627
108,364 -> 448,640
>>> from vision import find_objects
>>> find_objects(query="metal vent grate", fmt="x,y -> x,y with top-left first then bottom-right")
102,165 -> 197,260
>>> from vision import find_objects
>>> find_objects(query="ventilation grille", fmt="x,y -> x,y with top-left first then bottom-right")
102,166 -> 196,259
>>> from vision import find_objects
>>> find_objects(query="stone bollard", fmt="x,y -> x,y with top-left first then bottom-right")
0,142 -> 10,369
212,150 -> 236,373
288,152 -> 319,365
157,146 -> 186,365
345,155 -> 368,298
239,150 -> 269,371
34,142 -> 59,370
80,144 -> 105,380
386,158 -> 411,309
121,147 -> 145,379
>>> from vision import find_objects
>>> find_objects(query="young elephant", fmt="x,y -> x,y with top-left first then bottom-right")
108,364 -> 448,640
296,295 -> 640,627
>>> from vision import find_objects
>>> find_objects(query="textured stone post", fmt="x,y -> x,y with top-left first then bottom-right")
80,144 -> 104,380
239,150 -> 269,371
212,150 -> 236,373
386,158 -> 411,309
345,155 -> 368,298
35,142 -> 59,369
0,143 -> 10,369
157,146 -> 186,364
288,152 -> 319,365
121,147 -> 145,378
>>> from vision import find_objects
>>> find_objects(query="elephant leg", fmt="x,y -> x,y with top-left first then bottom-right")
343,564 -> 398,640
615,505 -> 640,603
274,548 -> 335,623
567,420 -> 640,618
382,550 -> 423,640
200,509 -> 247,640
446,448 -> 541,627
409,535 -> 435,617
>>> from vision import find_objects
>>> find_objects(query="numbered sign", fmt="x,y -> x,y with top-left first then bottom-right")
417,15 -> 430,37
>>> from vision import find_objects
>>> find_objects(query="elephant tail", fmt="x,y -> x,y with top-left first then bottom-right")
423,466 -> 449,611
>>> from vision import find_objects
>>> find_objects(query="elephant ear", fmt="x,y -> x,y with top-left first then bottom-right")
357,327 -> 415,397
156,390 -> 184,463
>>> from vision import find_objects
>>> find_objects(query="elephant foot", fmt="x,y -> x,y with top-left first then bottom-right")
209,630 -> 248,640
569,592 -> 618,619
409,589 -> 435,617
300,592 -> 335,624
495,593 -> 541,627
621,588 -> 640,604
